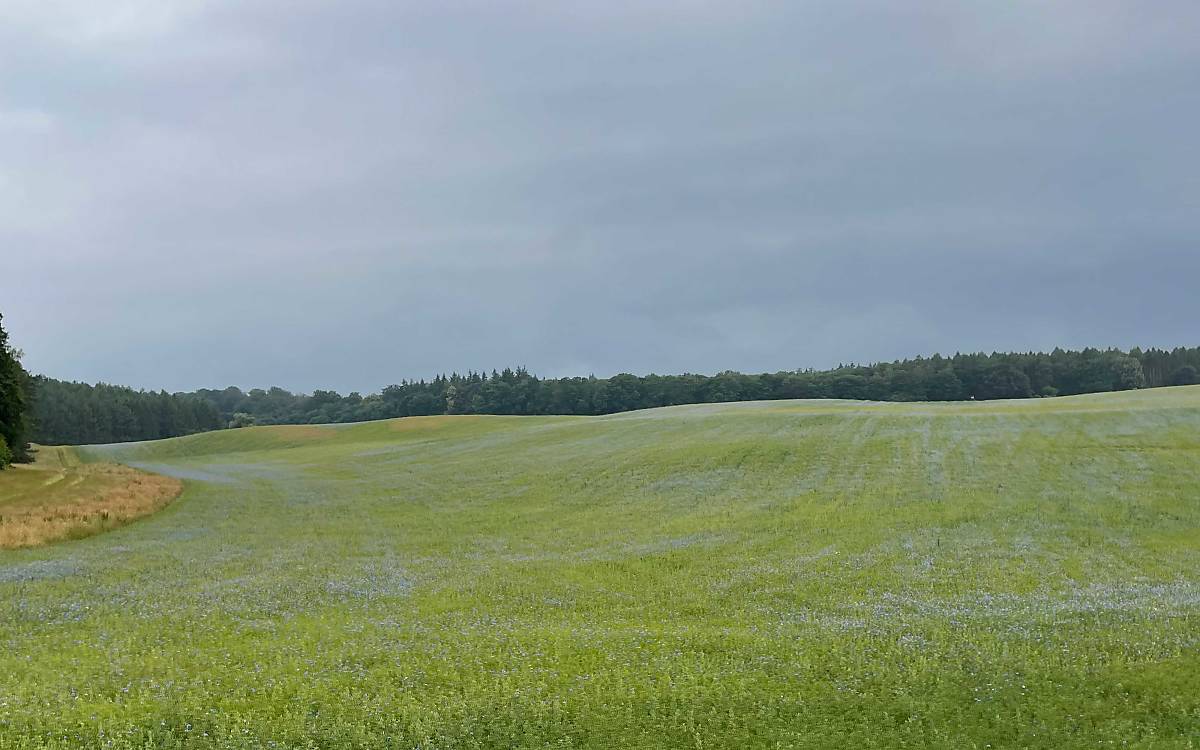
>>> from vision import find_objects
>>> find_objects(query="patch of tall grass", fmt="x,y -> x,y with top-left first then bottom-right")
0,450 -> 181,549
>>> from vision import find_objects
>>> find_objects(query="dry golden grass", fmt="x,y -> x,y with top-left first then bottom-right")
0,448 -> 181,549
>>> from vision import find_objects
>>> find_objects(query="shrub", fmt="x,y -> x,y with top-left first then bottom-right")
229,412 -> 257,428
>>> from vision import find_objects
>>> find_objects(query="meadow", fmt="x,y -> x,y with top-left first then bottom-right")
1,388 -> 1198,748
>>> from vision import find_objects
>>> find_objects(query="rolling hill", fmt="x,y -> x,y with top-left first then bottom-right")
2,388 -> 1199,748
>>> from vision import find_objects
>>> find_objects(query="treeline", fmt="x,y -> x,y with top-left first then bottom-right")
30,377 -> 224,446
17,343 -> 1200,446
193,346 -> 1200,428
0,314 -> 33,467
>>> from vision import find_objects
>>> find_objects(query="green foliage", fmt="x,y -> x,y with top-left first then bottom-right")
227,412 -> 257,429
29,377 -> 223,445
28,345 -> 1200,445
1172,365 -> 1199,386
978,362 -> 1033,399
1112,356 -> 1146,390
0,434 -> 10,469
0,313 -> 32,463
2,388 -> 1199,747
185,346 -> 1200,430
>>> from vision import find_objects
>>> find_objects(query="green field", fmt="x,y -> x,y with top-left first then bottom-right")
2,388 -> 1199,748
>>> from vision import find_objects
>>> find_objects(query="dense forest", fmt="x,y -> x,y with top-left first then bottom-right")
30,378 -> 223,446
0,314 -> 32,467
191,346 -> 1200,428
19,344 -> 1200,445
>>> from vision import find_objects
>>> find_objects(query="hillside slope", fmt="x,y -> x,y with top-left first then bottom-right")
3,387 -> 1199,748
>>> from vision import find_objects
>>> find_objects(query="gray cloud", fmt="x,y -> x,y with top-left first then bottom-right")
3,1 -> 1198,392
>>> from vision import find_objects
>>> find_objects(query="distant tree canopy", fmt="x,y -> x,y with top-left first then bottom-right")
30,377 -> 223,445
27,345 -> 1200,445
187,346 -> 1196,428
1172,365 -> 1199,386
0,314 -> 33,467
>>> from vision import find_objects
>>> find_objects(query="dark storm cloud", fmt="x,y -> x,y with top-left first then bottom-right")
3,1 -> 1198,392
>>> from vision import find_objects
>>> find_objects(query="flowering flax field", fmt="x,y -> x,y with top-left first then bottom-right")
2,388 -> 1199,749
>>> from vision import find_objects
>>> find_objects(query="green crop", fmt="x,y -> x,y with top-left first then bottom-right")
2,388 -> 1198,748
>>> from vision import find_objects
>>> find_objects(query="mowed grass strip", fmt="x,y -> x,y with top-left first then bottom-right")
0,447 -> 181,549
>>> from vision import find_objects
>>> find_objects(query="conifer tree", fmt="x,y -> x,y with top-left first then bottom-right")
0,314 -> 32,466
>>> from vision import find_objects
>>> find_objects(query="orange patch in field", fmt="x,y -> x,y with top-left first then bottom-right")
0,462 -> 182,549
273,425 -> 330,440
388,415 -> 481,433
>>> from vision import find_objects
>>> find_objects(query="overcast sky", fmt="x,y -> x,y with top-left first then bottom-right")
2,1 -> 1198,394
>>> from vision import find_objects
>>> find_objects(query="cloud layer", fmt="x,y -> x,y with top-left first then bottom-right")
3,1 -> 1198,392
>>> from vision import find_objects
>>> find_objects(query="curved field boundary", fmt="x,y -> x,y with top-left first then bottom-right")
0,446 -> 182,549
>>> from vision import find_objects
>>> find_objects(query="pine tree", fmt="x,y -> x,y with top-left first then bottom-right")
0,314 -> 32,465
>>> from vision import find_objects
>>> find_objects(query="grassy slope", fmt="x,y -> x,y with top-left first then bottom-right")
1,388 -> 1198,748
